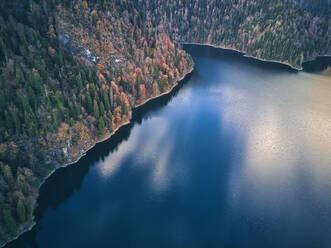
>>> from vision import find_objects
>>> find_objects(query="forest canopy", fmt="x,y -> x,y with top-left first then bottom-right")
0,0 -> 329,245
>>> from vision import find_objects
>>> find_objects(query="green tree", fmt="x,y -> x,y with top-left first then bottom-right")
100,102 -> 105,116
86,94 -> 93,114
121,102 -> 127,115
98,117 -> 105,135
22,95 -> 31,112
11,108 -> 21,133
16,199 -> 26,223
52,111 -> 59,130
4,110 -> 12,129
75,73 -> 83,90
93,99 -> 100,119
102,91 -> 110,111
3,209 -> 17,234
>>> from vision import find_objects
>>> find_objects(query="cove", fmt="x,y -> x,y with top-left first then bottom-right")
6,45 -> 331,248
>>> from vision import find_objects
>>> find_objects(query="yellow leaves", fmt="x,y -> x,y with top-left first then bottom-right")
97,71 -> 106,83
139,84 -> 146,99
38,137 -> 47,147
91,10 -> 97,18
111,81 -> 120,95
96,63 -> 104,71
107,41 -> 115,53
83,1 -> 88,9
74,4 -> 80,14
131,72 -> 137,83
32,68 -> 38,75
114,106 -> 122,124
162,62 -> 169,72
162,74 -> 168,80
48,24 -> 56,39
96,20 -> 102,31
72,123 -> 91,150
22,168 -> 33,178
57,123 -> 70,140
145,57 -> 153,64
168,70 -> 174,80
97,72 -> 106,82
121,92 -> 130,109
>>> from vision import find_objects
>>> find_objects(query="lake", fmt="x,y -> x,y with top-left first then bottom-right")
7,45 -> 331,248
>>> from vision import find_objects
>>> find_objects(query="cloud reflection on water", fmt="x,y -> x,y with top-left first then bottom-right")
214,69 -> 331,218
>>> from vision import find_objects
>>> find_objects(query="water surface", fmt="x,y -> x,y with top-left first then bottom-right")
8,45 -> 331,248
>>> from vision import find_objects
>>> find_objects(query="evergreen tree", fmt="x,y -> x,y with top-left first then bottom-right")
52,111 -> 59,130
86,94 -> 93,114
102,91 -> 110,111
93,99 -> 100,119
16,199 -> 26,223
98,117 -> 105,135
100,102 -> 105,116
3,209 -> 17,234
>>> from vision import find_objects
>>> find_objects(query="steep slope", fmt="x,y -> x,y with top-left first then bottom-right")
139,0 -> 330,69
0,0 -> 329,245
0,0 -> 192,244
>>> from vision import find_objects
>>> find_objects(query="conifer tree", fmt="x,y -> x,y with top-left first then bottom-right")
93,99 -> 100,119
16,200 -> 26,223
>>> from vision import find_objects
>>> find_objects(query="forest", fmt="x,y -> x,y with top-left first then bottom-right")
0,0 -> 329,245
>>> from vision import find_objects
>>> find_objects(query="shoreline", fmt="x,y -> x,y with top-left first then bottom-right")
183,42 -> 331,71
302,54 -> 331,64
134,67 -> 194,110
3,42 -> 329,247
1,65 -> 194,248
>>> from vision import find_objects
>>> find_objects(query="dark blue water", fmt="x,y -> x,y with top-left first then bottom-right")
8,45 -> 331,248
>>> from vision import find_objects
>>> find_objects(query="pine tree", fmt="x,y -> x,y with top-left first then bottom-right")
98,117 -> 105,135
93,99 -> 100,119
121,102 -> 127,115
102,91 -> 110,111
52,111 -> 59,130
11,108 -> 21,133
3,209 -> 17,234
86,94 -> 93,114
16,199 -> 26,223
4,110 -> 12,129
100,102 -> 105,116
75,73 -> 83,90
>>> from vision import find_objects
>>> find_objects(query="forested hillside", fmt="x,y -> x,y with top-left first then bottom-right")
142,0 -> 330,68
0,0 -> 329,245
0,0 -> 193,244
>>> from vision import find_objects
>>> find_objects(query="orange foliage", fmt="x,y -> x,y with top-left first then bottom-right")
139,84 -> 146,99
115,106 -> 122,124
111,81 -> 120,95
48,46 -> 56,57
121,92 -> 130,109
82,1 -> 88,9
57,123 -> 70,140
97,72 -> 106,82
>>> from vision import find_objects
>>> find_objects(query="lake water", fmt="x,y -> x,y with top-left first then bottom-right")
8,45 -> 331,248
